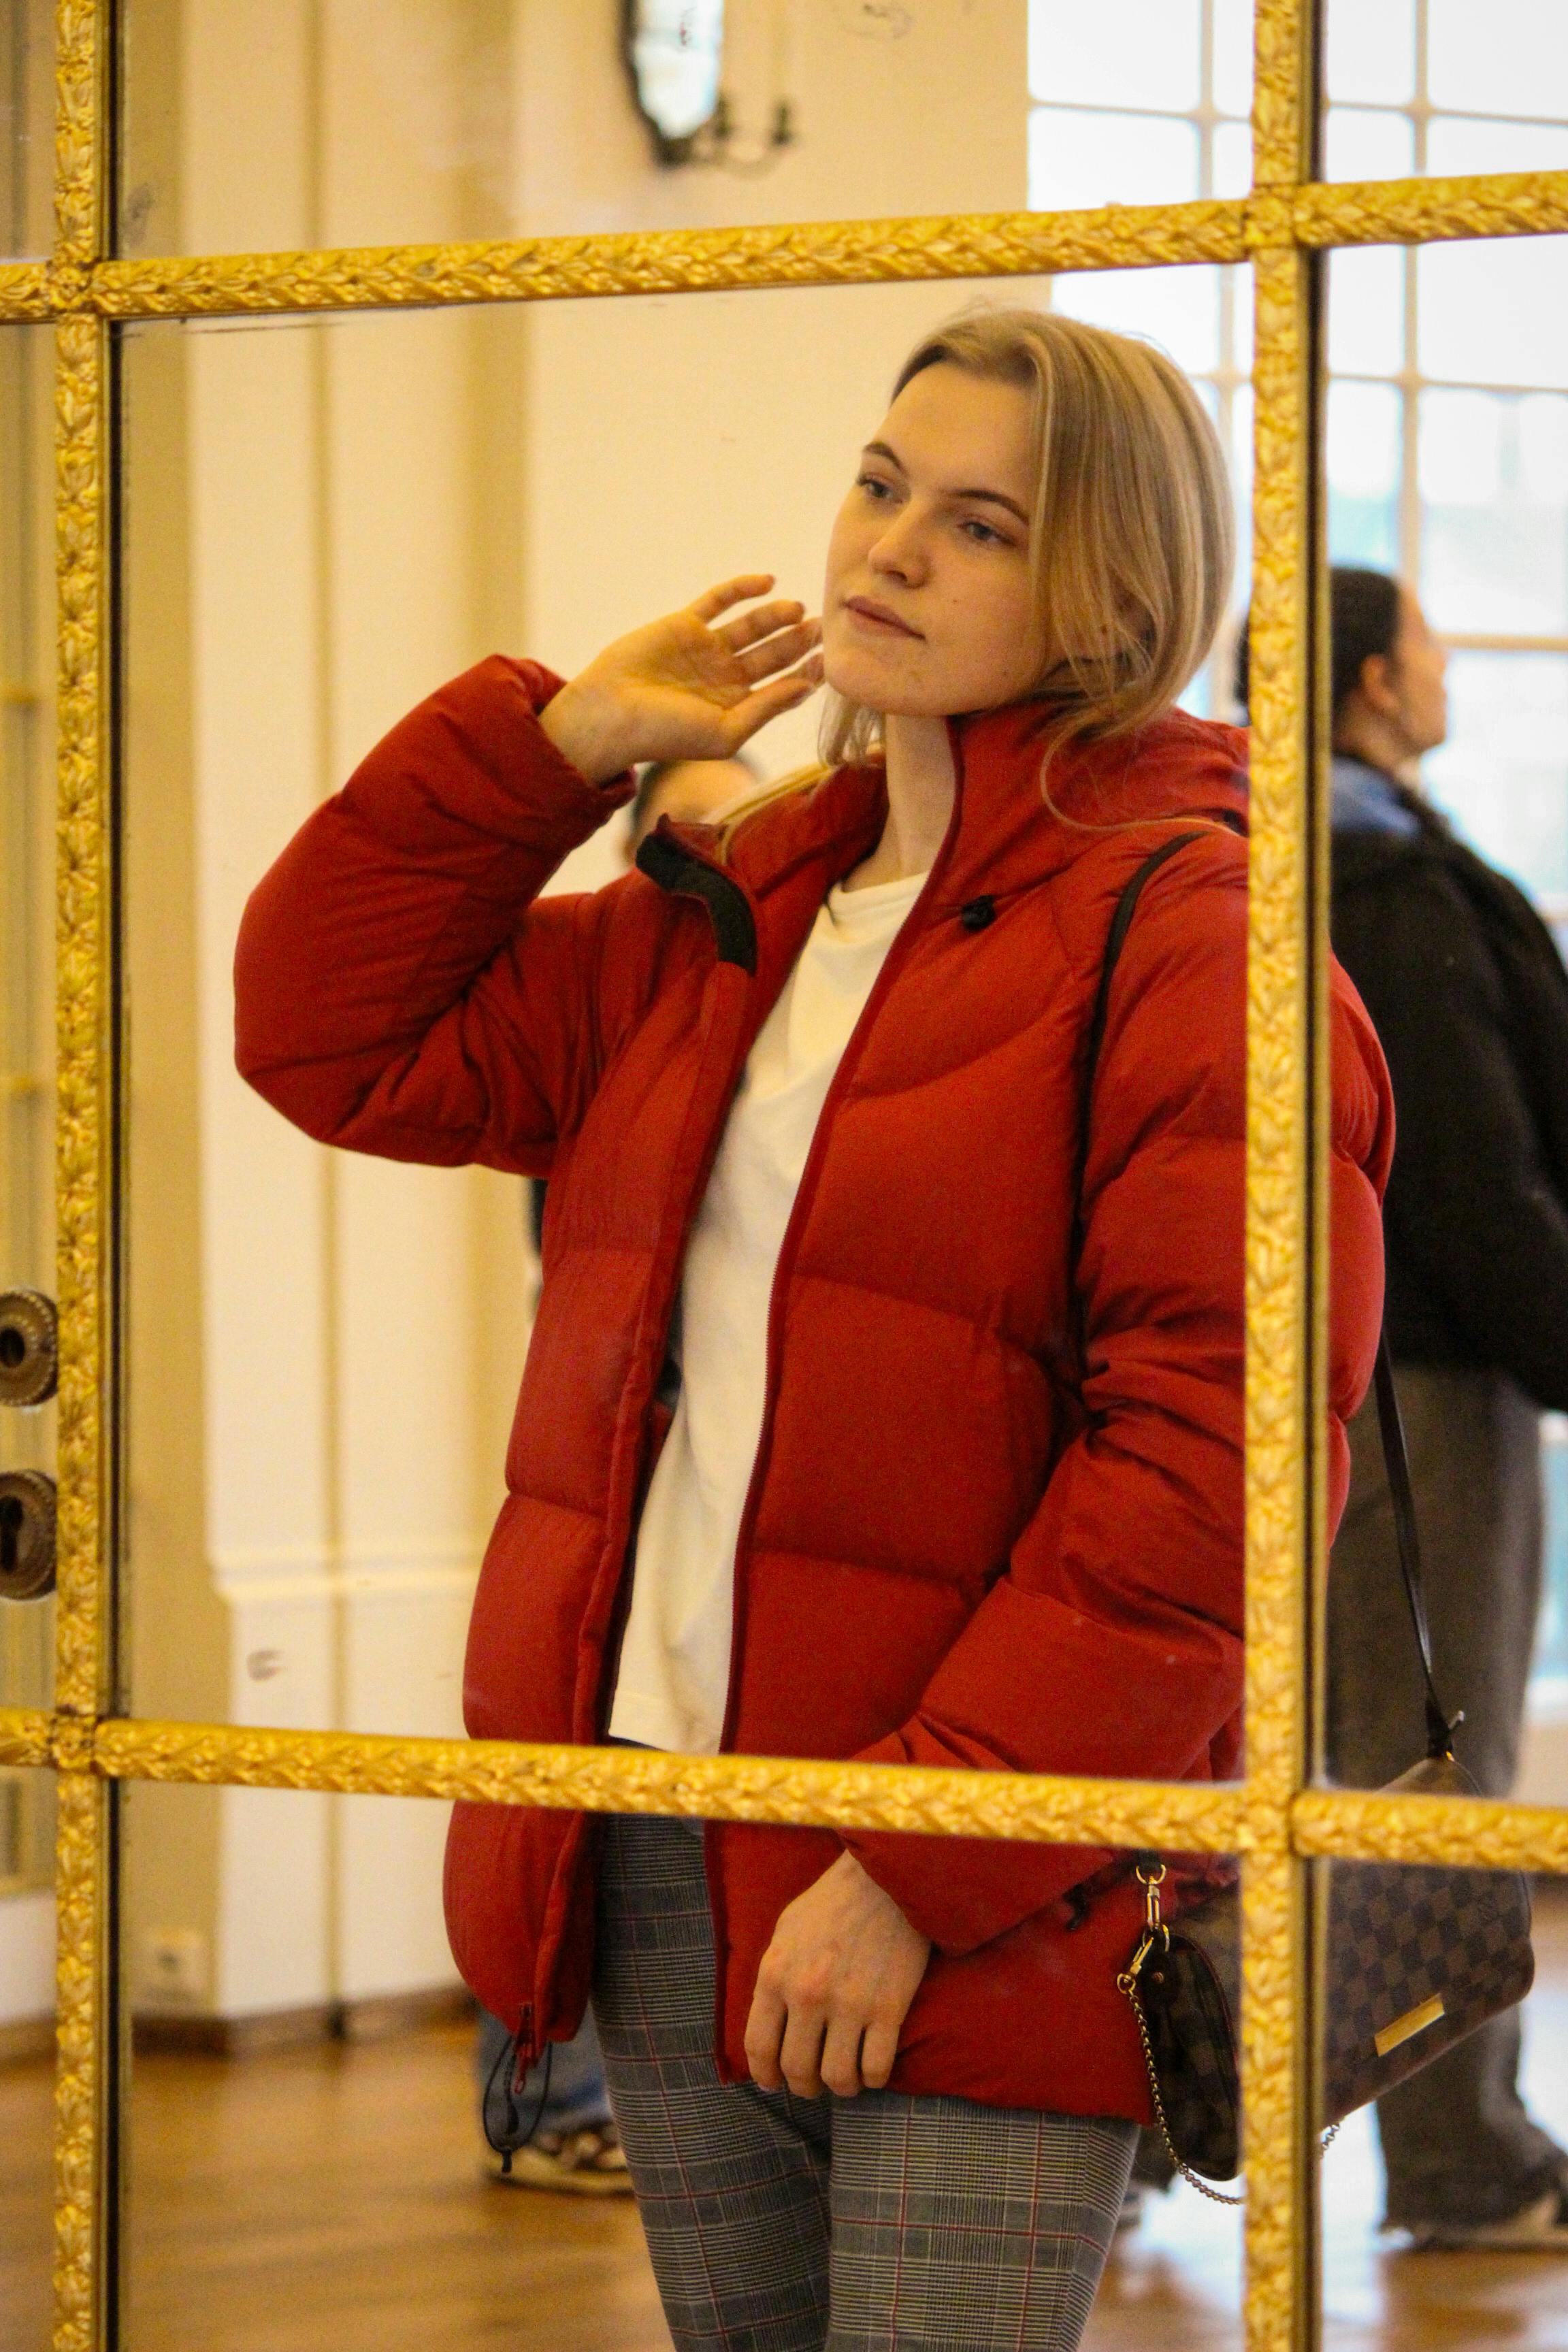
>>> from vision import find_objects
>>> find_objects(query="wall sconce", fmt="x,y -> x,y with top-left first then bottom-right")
623,1 -> 796,170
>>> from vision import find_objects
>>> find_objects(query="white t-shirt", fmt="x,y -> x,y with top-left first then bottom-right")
608,864 -> 930,1753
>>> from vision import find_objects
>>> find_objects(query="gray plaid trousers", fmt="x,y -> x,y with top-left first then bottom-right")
591,1812 -> 1136,2352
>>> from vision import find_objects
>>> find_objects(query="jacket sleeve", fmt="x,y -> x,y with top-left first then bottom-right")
842,851 -> 1394,1954
1341,866 -> 1568,1409
233,656 -> 637,1174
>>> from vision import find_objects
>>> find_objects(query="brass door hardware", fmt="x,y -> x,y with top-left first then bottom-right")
0,1467 -> 57,1600
0,1288 -> 59,1407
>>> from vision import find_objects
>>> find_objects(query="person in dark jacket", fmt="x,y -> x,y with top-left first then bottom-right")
1243,566 -> 1568,2249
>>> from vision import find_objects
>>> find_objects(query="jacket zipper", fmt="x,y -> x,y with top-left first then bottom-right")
530,829 -> 768,2050
713,720 -> 970,1761
698,725 -> 973,2060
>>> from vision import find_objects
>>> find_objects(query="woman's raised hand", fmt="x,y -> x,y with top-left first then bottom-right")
538,576 -> 823,784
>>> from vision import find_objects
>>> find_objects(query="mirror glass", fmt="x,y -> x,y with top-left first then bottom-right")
0,0 -> 53,259
120,272 -> 1256,2334
122,1778 -> 665,2349
0,1909 -> 53,2345
120,1786 -> 1250,2348
1317,228 -> 1568,1825
1,323 -> 57,2149
1316,1859 -> 1567,2342
122,273 -> 1249,1775
1321,0 -> 1568,183
1313,214 -> 1568,2336
117,0 -> 1031,261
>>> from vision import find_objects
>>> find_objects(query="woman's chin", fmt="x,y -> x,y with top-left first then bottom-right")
823,653 -> 945,720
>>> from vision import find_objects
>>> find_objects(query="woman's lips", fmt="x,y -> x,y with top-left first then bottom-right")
844,597 -> 921,638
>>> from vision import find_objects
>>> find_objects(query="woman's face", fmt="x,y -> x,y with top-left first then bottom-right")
821,363 -> 1043,721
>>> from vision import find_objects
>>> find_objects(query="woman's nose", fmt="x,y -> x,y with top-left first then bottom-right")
868,511 -> 928,584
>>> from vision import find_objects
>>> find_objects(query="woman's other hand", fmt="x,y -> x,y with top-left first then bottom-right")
539,576 -> 823,785
744,1850 -> 931,2100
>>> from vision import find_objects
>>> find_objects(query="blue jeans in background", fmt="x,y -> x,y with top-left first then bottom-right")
476,2004 -> 615,2145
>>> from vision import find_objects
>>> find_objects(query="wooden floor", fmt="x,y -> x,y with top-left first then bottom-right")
1,1889 -> 1565,2351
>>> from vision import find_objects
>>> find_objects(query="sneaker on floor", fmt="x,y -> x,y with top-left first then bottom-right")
486,2123 -> 634,2195
1403,2178 -> 1568,2252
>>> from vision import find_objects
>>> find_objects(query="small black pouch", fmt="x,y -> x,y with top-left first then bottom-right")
1119,1872 -> 1242,2191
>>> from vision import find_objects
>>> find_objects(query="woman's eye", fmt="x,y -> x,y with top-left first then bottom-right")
960,517 -> 1007,546
857,473 -> 894,500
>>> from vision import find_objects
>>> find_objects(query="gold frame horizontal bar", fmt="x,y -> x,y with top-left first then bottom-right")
5,1707 -> 1564,1872
1293,1786 -> 1568,1873
0,1708 -> 54,1767
0,262 -> 53,319
90,197 -> 1252,317
3,169 -> 1568,329
93,1718 -> 1247,1851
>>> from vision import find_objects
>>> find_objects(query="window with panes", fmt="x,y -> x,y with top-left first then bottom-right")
1030,0 -> 1568,1689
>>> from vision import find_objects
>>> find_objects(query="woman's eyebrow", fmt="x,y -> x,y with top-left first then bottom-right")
860,440 -> 1029,527
952,486 -> 1030,525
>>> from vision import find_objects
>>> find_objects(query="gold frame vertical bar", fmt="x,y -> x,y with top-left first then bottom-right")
52,0 -> 114,2342
1245,0 -> 1322,2345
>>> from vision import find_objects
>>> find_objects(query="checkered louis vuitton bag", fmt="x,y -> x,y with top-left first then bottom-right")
1077,843 -> 1536,2201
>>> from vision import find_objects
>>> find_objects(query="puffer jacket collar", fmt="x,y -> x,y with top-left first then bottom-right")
644,698 -> 1251,979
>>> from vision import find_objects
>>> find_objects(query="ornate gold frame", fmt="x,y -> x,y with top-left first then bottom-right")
1,0 -> 1565,2342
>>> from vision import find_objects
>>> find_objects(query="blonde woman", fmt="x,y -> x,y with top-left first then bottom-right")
237,310 -> 1392,2349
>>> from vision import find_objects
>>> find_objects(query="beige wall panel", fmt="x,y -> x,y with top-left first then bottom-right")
189,325 -> 334,1578
181,0 -> 318,252
510,0 -> 1027,236
319,0 -> 515,247
0,1886 -> 54,2023
324,311 -> 485,813
216,1784 -> 331,2014
336,1791 -> 458,2004
334,1157 -> 484,1580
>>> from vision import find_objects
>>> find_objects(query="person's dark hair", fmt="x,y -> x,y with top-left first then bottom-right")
1232,566 -> 1402,723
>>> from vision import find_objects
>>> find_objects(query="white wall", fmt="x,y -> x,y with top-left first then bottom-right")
0,1891 -> 54,2027
516,0 -> 1032,902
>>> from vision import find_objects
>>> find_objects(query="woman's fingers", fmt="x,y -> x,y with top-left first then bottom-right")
777,2004 -> 829,2100
734,617 -> 821,685
719,598 -> 807,656
743,1978 -> 787,2092
717,664 -> 822,751
818,2017 -> 866,2100
689,574 -> 777,624
858,2015 -> 900,2093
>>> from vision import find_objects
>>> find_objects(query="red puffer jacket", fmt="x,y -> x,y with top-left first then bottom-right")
235,656 -> 1393,2123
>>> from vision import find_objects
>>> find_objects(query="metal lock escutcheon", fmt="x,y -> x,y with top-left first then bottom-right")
0,1468 -> 57,1600
0,1290 -> 59,1408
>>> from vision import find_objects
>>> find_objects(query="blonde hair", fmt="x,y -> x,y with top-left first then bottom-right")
826,305 -> 1232,768
721,305 -> 1235,853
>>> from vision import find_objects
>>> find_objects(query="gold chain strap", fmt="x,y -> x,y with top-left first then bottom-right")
1119,1966 -> 1246,2206
1116,1861 -> 1339,2208
1116,1862 -> 1243,2206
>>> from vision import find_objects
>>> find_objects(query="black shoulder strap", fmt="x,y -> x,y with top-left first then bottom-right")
1073,830 -> 1459,1765
1071,832 -> 1201,1271
1371,1341 -> 1461,1761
